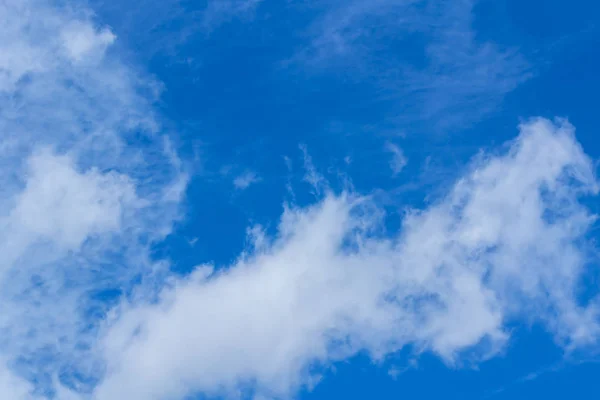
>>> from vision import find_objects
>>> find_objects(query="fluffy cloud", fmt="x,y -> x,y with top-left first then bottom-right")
0,0 -> 184,397
11,150 -> 136,250
60,21 -> 116,64
0,0 -> 598,399
95,119 -> 599,400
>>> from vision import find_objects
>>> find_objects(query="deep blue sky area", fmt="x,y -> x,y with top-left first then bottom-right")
119,0 -> 600,262
76,0 -> 600,398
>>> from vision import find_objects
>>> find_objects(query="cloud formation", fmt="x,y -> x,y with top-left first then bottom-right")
385,142 -> 408,175
294,0 -> 530,130
234,170 -> 261,190
0,0 -> 184,397
0,0 -> 598,399
96,119 -> 600,400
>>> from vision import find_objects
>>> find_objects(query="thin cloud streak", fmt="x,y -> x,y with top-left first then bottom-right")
292,0 -> 531,131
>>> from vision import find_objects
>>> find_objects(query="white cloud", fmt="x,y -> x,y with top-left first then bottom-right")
0,0 -> 597,399
0,362 -> 34,400
95,118 -> 600,400
385,142 -> 408,175
0,0 -> 185,397
60,21 -> 116,63
233,170 -> 261,190
11,150 -> 136,250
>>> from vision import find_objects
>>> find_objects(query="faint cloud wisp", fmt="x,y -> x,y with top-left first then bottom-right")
292,0 -> 531,132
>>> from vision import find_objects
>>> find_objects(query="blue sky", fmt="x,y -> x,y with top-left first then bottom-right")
1,0 -> 600,399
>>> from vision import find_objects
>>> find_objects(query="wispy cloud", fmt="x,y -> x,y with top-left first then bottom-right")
233,170 -> 261,190
385,142 -> 408,175
300,144 -> 328,195
201,0 -> 264,30
1,1 -> 598,399
91,0 -> 265,61
0,0 -> 185,396
397,1 -> 531,130
96,118 -> 600,400
292,0 -> 531,131
483,357 -> 600,398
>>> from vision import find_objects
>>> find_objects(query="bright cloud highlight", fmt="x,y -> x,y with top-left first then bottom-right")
0,0 -> 597,399
97,119 -> 599,400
